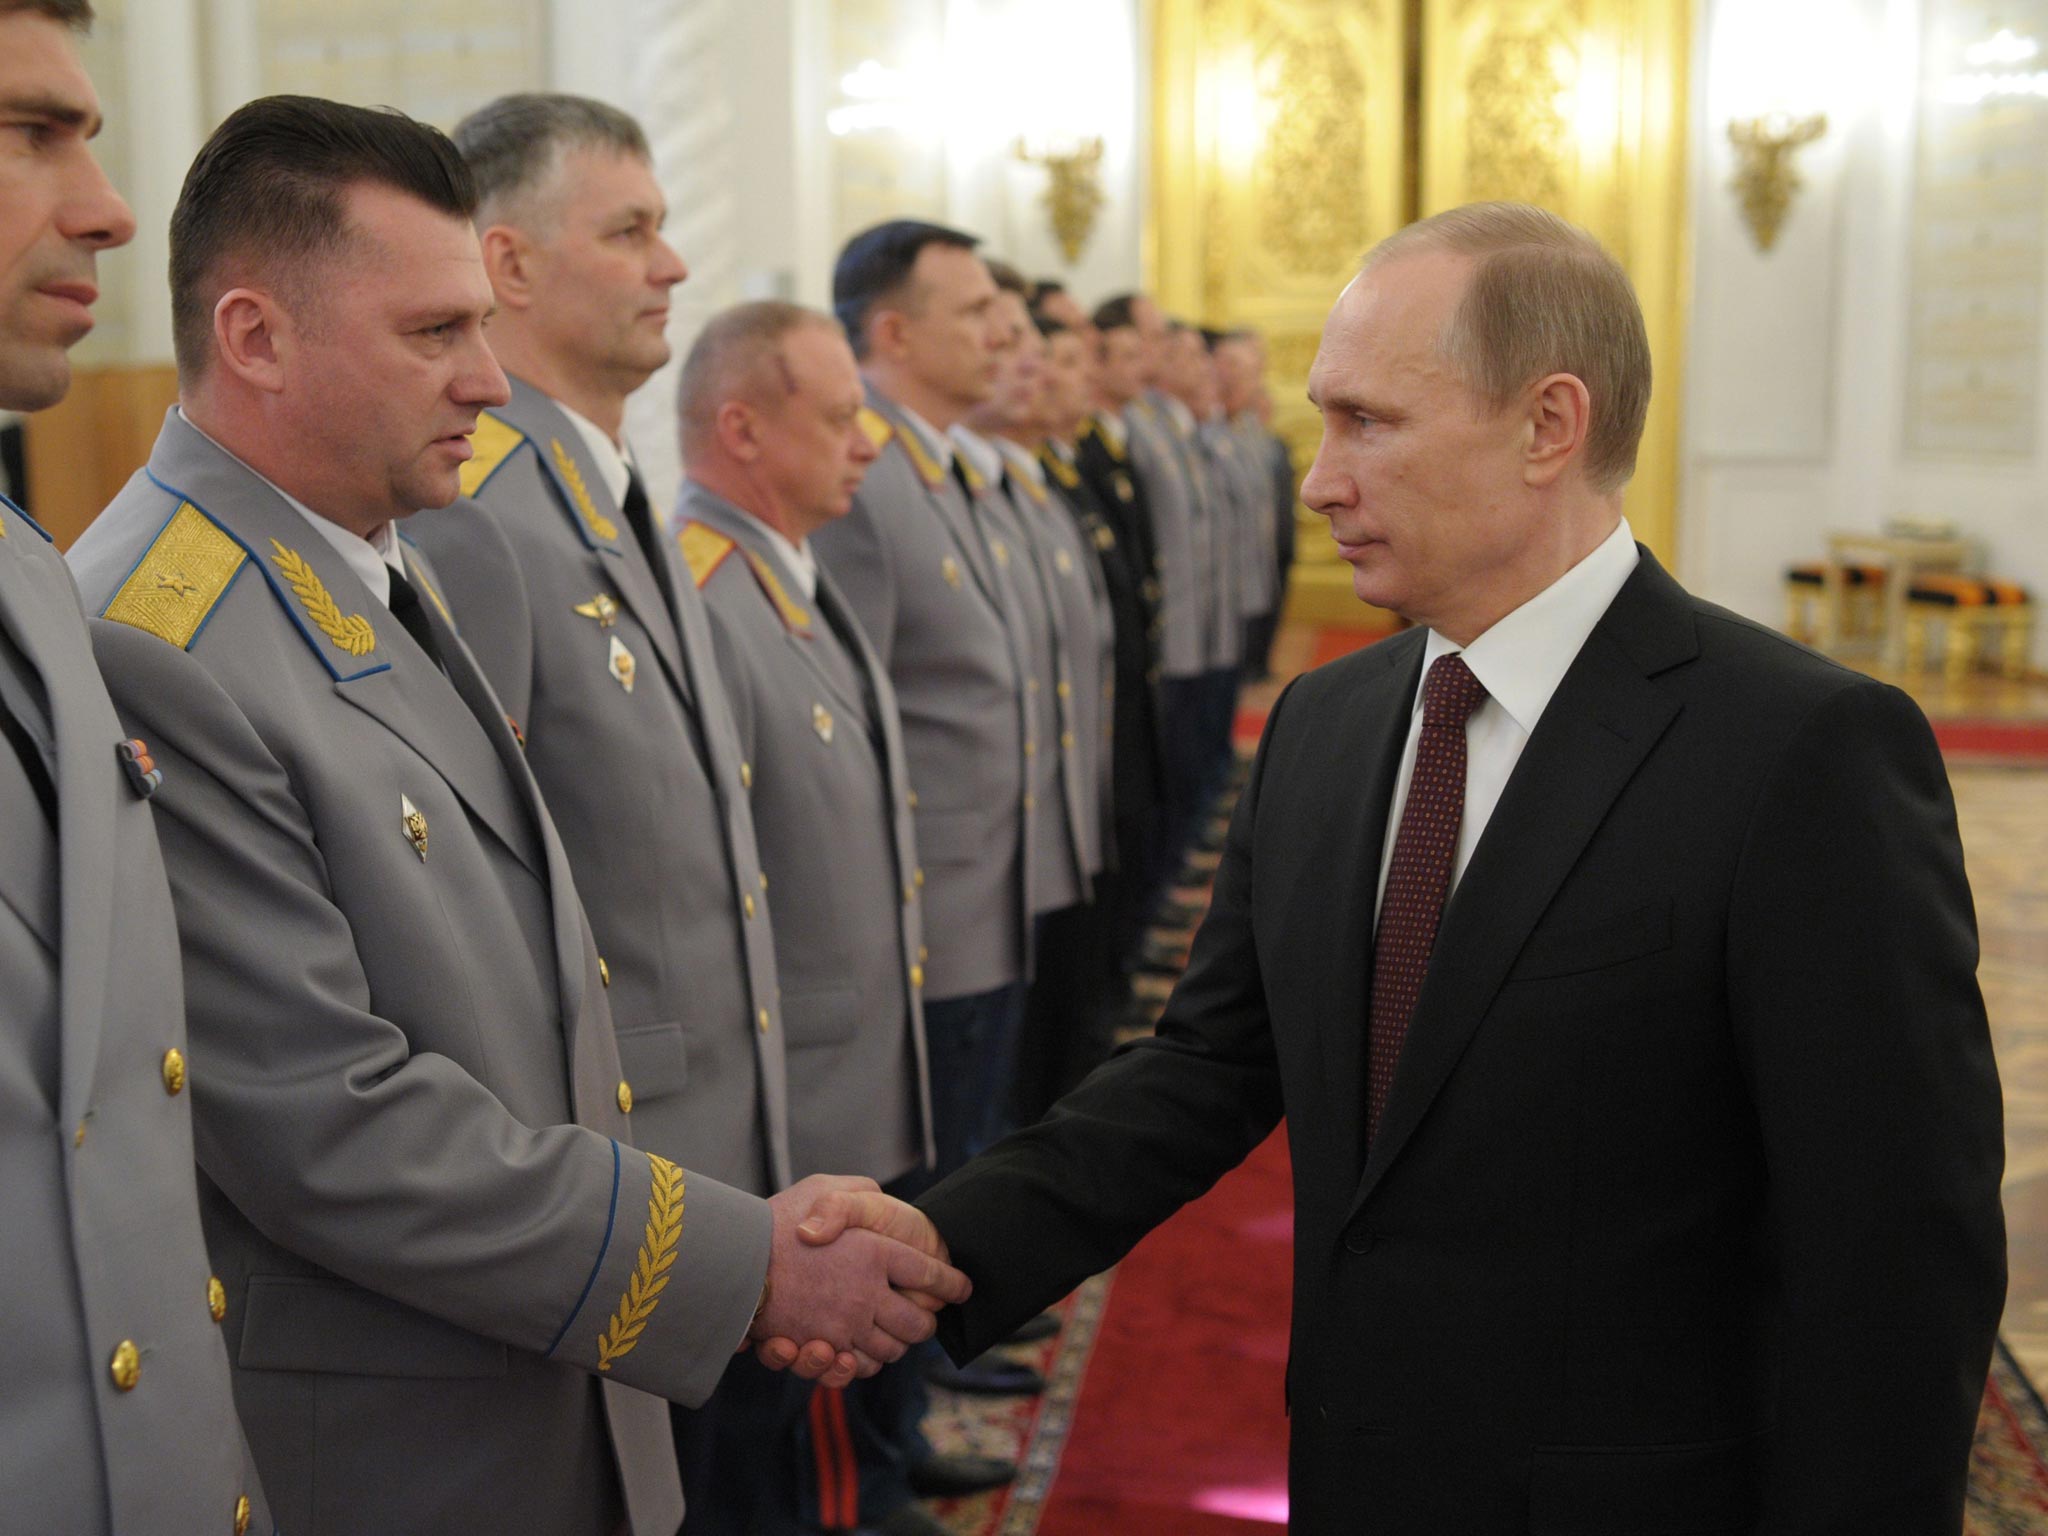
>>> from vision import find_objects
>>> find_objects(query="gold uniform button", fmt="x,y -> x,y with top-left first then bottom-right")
74,1121 -> 86,1148
914,867 -> 925,889
743,894 -> 757,920
1023,793 -> 1036,811
109,1339 -> 140,1392
910,964 -> 925,989
907,790 -> 920,809
1027,677 -> 1041,694
598,957 -> 611,988
918,945 -> 929,964
739,761 -> 754,790
208,1276 -> 227,1324
1057,680 -> 1072,699
902,885 -> 915,905
235,1494 -> 251,1535
1061,731 -> 1075,750
616,1081 -> 634,1115
759,871 -> 769,891
161,1047 -> 186,1096
757,1008 -> 771,1034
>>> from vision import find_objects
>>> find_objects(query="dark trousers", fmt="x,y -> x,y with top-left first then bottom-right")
1012,901 -> 1115,1127
1150,673 -> 1212,912
923,980 -> 1028,1174
1243,609 -> 1281,679
675,1354 -> 809,1534
1195,666 -> 1241,808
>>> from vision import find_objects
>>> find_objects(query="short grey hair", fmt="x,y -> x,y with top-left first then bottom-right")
678,300 -> 841,451
1367,202 -> 1651,494
451,93 -> 649,227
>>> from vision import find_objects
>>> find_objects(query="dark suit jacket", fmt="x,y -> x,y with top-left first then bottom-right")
921,551 -> 2005,1534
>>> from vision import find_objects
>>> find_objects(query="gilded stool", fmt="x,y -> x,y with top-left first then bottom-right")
1783,562 -> 1886,646
1902,575 -> 2033,680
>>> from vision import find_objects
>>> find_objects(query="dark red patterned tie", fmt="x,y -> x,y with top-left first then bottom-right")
1367,653 -> 1490,1142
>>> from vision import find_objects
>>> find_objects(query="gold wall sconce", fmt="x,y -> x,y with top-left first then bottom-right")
1014,136 -> 1106,264
1727,112 -> 1828,250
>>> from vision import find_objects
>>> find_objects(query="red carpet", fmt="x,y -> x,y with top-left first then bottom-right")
1033,1130 -> 1295,1534
1935,720 -> 2048,763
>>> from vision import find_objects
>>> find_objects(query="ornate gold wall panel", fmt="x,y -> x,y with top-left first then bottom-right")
1151,0 -> 1410,625
1422,0 -> 1689,562
1152,0 -> 1688,620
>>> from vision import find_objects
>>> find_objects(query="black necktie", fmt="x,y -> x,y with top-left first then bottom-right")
0,693 -> 55,828
387,566 -> 445,672
620,467 -> 676,615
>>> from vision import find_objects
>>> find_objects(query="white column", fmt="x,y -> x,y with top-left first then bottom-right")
622,0 -> 741,519
122,0 -> 206,365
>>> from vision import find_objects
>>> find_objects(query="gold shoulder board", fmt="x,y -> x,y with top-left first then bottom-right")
677,520 -> 736,589
858,407 -> 894,451
459,412 -> 528,499
102,503 -> 248,650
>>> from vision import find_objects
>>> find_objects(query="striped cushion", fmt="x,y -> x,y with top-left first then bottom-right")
1786,563 -> 1887,587
1907,575 -> 2031,607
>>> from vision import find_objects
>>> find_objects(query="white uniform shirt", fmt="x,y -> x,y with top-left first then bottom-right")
1374,519 -> 1641,922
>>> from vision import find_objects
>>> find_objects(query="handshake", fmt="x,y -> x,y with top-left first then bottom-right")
744,1175 -> 966,1390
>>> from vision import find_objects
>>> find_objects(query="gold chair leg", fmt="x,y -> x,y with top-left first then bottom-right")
1904,611 -> 1928,673
1944,615 -> 1975,681
2002,613 -> 2032,680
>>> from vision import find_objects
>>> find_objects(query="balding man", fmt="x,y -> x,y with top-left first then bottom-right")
674,298 -> 962,1536
798,203 -> 2005,1533
0,3 -> 268,1530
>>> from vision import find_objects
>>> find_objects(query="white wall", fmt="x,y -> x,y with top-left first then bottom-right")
1684,0 -> 2048,667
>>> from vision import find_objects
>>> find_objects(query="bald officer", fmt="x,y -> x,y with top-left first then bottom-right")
677,300 -> 953,1535
66,96 -> 966,1536
0,3 -> 268,1531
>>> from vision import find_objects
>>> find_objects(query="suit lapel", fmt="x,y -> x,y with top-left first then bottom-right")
0,507 -> 119,1124
1347,560 -> 1696,1220
407,545 -> 590,1032
1289,632 -> 1422,1186
497,380 -> 692,709
870,391 -> 1004,604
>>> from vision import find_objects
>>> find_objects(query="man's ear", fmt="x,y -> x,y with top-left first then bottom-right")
717,399 -> 762,462
212,288 -> 289,394
867,307 -> 909,363
479,224 -> 538,309
1523,372 -> 1591,489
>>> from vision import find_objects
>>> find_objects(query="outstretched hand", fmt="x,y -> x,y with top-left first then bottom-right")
745,1176 -> 969,1389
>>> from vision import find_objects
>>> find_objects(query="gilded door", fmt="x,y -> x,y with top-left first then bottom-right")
1151,0 -> 1688,625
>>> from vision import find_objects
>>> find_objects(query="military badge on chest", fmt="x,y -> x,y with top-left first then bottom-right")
812,702 -> 834,745
608,635 -> 637,693
400,794 -> 429,861
574,590 -> 636,692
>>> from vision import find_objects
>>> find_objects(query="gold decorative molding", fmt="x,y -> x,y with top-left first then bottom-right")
1464,31 -> 1572,205
1014,137 -> 1107,264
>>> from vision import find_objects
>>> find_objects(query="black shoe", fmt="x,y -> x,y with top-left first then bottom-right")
1194,822 -> 1228,854
1003,1310 -> 1061,1345
871,1506 -> 952,1536
1154,898 -> 1205,930
907,1452 -> 1019,1498
925,1354 -> 1047,1396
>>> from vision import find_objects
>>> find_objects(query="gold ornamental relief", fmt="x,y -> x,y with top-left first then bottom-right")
1252,30 -> 1372,278
1464,31 -> 1573,205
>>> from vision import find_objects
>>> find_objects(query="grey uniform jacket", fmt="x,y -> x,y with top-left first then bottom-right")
1204,417 -> 1273,623
1173,407 -> 1241,671
992,443 -> 1111,880
408,376 -> 790,1196
0,494 -> 269,1536
951,436 -> 1087,914
1125,394 -> 1206,680
67,410 -> 772,1536
811,389 -> 1032,999
679,484 -> 935,1184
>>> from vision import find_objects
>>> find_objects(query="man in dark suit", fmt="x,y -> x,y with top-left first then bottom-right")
788,202 -> 2007,1532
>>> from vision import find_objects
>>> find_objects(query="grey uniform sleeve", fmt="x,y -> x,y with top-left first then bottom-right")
88,619 -> 769,1407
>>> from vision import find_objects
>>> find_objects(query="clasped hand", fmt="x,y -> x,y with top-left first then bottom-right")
745,1175 -> 965,1390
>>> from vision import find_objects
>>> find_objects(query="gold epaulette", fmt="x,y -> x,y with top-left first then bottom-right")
548,439 -> 619,543
102,502 -> 248,650
677,520 -> 736,589
1041,449 -> 1082,490
742,548 -> 813,634
459,412 -> 527,499
858,407 -> 894,451
957,457 -> 986,495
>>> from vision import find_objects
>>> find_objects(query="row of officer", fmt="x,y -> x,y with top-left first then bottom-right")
21,70 -> 967,1536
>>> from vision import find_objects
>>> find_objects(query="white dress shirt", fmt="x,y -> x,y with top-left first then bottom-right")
179,407 -> 404,608
898,403 -> 957,475
1374,519 -> 1641,922
947,424 -> 1003,487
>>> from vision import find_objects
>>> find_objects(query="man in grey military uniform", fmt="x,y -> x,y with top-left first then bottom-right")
65,96 -> 967,1536
403,95 -> 798,1516
676,300 -> 961,1535
0,4 -> 269,1531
